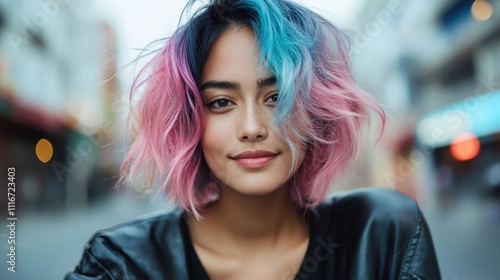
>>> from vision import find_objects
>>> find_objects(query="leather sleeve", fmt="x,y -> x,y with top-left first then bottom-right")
399,205 -> 441,280
352,188 -> 441,279
64,234 -> 131,280
64,211 -> 188,280
64,252 -> 113,280
321,188 -> 442,280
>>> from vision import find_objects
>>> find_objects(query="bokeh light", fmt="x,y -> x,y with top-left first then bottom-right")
35,138 -> 54,163
450,132 -> 481,161
471,0 -> 493,21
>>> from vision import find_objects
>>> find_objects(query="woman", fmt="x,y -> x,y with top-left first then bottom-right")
66,0 -> 441,279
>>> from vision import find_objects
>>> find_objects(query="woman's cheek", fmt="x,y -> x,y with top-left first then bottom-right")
202,115 -> 232,155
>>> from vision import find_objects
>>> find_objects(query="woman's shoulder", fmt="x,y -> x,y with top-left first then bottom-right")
310,187 -> 441,279
65,208 -> 190,280
89,208 -> 183,244
316,187 -> 418,226
313,187 -> 421,244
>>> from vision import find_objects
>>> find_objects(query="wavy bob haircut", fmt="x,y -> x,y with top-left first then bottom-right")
119,0 -> 386,217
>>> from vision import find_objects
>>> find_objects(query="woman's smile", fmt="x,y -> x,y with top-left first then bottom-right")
233,155 -> 277,169
231,149 -> 278,169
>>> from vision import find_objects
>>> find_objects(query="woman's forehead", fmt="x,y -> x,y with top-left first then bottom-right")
201,27 -> 273,86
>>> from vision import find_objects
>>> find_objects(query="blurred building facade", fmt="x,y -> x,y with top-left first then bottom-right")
351,0 -> 500,278
0,0 -> 123,214
350,0 -> 500,201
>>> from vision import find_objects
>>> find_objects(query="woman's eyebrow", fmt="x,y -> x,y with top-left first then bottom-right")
201,80 -> 240,91
200,76 -> 276,91
257,76 -> 276,88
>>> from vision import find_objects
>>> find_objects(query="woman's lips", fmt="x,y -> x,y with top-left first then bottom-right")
234,156 -> 276,169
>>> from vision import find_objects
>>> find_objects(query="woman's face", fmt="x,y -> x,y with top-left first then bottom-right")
200,26 -> 306,196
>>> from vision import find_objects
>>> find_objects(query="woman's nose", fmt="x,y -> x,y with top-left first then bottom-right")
238,104 -> 268,142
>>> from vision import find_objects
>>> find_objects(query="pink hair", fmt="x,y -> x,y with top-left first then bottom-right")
118,7 -> 386,217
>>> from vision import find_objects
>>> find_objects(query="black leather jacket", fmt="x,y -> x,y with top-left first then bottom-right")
65,188 -> 441,279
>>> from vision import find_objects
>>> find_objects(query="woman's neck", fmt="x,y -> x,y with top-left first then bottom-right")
188,185 -> 309,254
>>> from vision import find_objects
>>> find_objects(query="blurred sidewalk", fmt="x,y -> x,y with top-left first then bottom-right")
423,195 -> 500,280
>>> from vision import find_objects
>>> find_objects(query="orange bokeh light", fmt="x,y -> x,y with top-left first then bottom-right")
450,132 -> 481,161
471,0 -> 493,22
36,138 -> 54,163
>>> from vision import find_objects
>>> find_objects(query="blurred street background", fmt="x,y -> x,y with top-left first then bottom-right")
0,0 -> 499,279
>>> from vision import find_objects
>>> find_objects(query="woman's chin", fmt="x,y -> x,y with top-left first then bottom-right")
221,181 -> 287,197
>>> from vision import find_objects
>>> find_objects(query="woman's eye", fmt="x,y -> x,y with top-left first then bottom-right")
208,98 -> 233,109
265,93 -> 279,103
